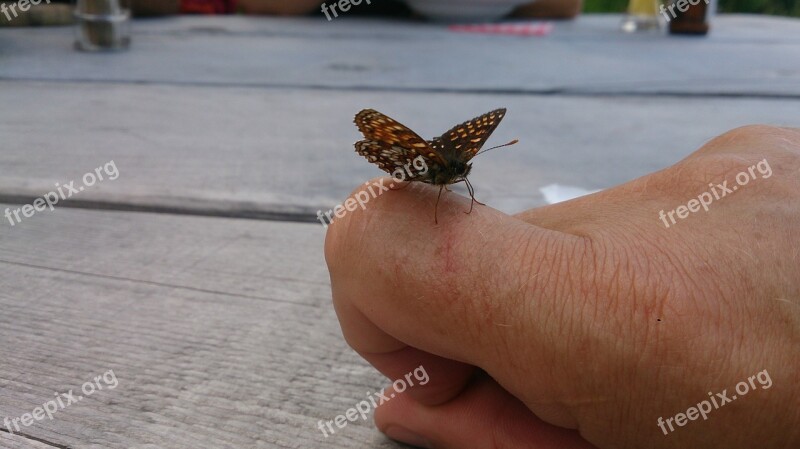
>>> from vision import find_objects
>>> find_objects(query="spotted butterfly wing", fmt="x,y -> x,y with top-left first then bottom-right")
432,108 -> 507,162
354,109 -> 445,179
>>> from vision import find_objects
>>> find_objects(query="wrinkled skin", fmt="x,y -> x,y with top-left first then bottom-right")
325,125 -> 800,449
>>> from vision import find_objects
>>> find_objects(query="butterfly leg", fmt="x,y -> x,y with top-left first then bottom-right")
466,179 -> 485,205
434,185 -> 444,225
464,178 -> 485,215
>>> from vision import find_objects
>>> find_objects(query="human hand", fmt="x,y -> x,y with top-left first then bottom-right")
325,125 -> 800,449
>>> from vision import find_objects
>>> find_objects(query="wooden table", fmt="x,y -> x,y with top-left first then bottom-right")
1,14 -> 798,448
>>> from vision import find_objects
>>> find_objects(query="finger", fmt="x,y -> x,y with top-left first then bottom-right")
326,177 -> 588,418
374,374 -> 597,449
353,345 -> 476,407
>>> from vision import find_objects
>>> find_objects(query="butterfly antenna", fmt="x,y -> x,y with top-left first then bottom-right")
435,185 -> 444,225
475,139 -> 519,157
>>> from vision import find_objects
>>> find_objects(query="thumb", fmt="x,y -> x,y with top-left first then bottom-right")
374,374 -> 596,449
326,177 -> 590,424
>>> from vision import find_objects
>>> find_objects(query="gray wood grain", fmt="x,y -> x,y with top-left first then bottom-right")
0,432 -> 62,449
1,81 -> 798,219
0,205 -> 408,449
0,16 -> 798,96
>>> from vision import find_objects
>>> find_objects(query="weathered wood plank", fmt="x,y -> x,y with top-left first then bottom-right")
0,432 -> 62,449
0,200 -> 330,303
0,16 -> 798,96
0,206 -> 407,448
1,81 -> 798,218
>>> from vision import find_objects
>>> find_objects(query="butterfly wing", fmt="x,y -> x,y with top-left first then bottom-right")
354,109 -> 445,178
436,108 -> 507,162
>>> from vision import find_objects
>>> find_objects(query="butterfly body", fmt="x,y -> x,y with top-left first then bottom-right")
419,154 -> 471,186
353,108 -> 515,222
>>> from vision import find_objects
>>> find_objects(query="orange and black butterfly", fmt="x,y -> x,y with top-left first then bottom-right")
354,108 -> 517,223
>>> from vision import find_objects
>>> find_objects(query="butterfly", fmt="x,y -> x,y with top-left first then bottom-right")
354,108 -> 517,223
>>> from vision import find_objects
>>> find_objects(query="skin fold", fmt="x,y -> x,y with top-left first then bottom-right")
325,125 -> 800,449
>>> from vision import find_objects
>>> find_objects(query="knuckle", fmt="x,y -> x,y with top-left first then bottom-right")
705,124 -> 799,154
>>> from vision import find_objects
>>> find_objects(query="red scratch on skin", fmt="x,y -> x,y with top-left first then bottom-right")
441,233 -> 457,274
431,233 -> 463,309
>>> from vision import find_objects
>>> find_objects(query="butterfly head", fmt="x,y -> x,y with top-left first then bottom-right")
427,158 -> 472,186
